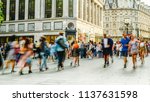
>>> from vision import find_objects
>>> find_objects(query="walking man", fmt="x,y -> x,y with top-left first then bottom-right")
120,33 -> 130,68
55,32 -> 68,71
102,34 -> 111,68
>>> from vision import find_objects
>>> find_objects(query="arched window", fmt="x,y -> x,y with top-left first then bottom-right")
45,0 -> 52,18
28,0 -> 35,19
19,0 -> 25,20
69,0 -> 73,17
56,0 -> 63,17
9,0 -> 16,20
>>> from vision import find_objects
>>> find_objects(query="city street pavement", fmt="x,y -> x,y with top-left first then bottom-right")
0,56 -> 150,85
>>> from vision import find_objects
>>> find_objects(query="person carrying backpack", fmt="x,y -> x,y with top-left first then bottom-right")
39,36 -> 49,72
55,32 -> 68,71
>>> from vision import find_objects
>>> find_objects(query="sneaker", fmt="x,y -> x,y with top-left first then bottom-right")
124,64 -> 127,68
112,59 -> 114,63
28,70 -> 32,74
107,61 -> 109,66
11,70 -> 16,73
45,68 -> 49,70
40,69 -> 44,72
57,68 -> 61,71
70,62 -> 72,66
133,66 -> 136,69
103,64 -> 106,68
61,67 -> 64,70
19,71 -> 24,75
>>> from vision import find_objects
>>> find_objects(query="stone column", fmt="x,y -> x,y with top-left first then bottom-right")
92,1 -> 94,24
100,7 -> 102,27
6,0 -> 10,21
52,0 -> 56,18
80,0 -> 83,20
25,0 -> 29,20
95,4 -> 97,25
98,6 -> 100,26
40,0 -> 45,18
84,0 -> 87,21
15,0 -> 19,20
63,0 -> 68,17
89,0 -> 91,22
73,0 -> 78,18
35,0 -> 40,19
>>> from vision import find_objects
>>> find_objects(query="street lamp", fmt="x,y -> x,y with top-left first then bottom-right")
135,27 -> 139,37
124,18 -> 130,35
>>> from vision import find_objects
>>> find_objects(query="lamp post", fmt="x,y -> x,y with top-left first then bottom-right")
124,18 -> 130,35
136,27 -> 139,37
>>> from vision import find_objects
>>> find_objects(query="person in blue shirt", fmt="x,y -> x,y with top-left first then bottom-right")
120,33 -> 130,68
55,32 -> 69,71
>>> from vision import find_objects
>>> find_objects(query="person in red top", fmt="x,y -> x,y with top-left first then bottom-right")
72,41 -> 80,67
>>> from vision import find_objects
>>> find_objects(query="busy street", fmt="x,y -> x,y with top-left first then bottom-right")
0,55 -> 150,85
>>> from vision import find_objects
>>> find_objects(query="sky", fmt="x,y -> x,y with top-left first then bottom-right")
141,0 -> 150,6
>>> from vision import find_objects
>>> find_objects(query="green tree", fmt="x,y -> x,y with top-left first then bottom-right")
0,1 -> 4,24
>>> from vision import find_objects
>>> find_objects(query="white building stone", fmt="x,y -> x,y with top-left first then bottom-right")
104,0 -> 150,40
0,0 -> 103,43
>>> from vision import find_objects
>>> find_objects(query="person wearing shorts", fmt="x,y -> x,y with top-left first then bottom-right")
129,35 -> 139,69
139,38 -> 146,65
102,34 -> 111,68
120,33 -> 130,68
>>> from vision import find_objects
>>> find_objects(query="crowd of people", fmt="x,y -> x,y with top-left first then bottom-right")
0,32 -> 150,75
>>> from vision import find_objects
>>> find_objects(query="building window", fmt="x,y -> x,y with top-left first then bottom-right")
28,23 -> 35,31
43,22 -> 51,30
18,24 -> 25,32
56,0 -> 63,17
28,0 -> 35,19
19,0 -> 25,20
106,24 -> 109,28
9,24 -> 15,32
45,0 -> 52,18
9,0 -> 16,20
68,0 -> 73,17
54,22 -> 63,30
1,0 -> 6,21
0,25 -> 6,32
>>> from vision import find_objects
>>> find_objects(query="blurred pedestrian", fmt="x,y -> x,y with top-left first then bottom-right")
128,35 -> 139,69
55,32 -> 68,71
3,35 -> 19,74
101,34 -> 111,68
18,38 -> 33,75
120,33 -> 130,68
39,36 -> 49,72
72,40 -> 80,67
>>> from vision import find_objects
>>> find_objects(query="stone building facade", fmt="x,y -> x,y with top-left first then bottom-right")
103,0 -> 150,40
0,0 -> 103,43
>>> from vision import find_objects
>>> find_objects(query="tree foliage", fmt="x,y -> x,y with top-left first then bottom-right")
0,1 -> 4,24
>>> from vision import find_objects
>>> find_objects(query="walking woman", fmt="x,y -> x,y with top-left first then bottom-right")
72,41 -> 80,67
139,38 -> 146,65
39,36 -> 49,72
87,41 -> 94,60
18,38 -> 33,75
3,35 -> 19,74
128,35 -> 139,69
